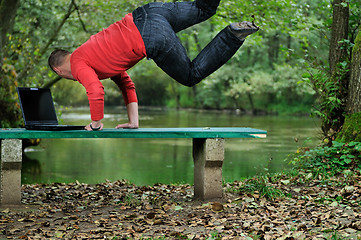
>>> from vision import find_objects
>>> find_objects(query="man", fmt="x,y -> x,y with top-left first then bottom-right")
48,0 -> 259,131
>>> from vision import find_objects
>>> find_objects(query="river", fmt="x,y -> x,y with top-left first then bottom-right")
22,107 -> 321,185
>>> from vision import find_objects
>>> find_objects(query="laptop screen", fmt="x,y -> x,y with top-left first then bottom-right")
17,87 -> 58,125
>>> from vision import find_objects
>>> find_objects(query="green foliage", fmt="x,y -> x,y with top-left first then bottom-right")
188,0 -> 327,113
1,28 -> 42,127
0,60 -> 22,128
52,78 -> 88,106
196,75 -> 227,109
302,66 -> 346,136
198,61 -> 316,113
291,141 -> 361,177
130,60 -> 170,106
133,74 -> 168,106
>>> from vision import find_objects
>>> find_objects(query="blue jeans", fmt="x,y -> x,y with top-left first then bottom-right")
132,0 -> 244,87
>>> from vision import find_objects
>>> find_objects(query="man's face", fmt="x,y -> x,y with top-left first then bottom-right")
55,67 -> 75,80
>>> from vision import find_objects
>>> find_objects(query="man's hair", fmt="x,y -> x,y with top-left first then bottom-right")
48,49 -> 71,72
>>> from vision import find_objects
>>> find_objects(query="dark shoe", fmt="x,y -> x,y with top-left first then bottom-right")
228,21 -> 259,40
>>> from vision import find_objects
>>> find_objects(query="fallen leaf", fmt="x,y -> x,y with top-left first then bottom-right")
211,202 -> 224,211
281,180 -> 290,185
153,219 -> 164,225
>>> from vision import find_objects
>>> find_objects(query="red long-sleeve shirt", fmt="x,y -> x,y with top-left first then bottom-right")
70,13 -> 146,121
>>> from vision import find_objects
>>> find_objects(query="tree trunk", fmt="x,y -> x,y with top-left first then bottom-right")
337,29 -> 361,142
346,29 -> 361,114
267,34 -> 279,69
286,33 -> 292,63
321,0 -> 350,138
329,0 -> 349,73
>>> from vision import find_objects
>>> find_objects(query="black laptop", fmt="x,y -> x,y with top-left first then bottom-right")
17,87 -> 85,131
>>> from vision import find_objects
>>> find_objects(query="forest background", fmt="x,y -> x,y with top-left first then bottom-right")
0,0 -> 360,143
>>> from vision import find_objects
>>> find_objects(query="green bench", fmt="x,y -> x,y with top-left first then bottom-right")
0,127 -> 266,206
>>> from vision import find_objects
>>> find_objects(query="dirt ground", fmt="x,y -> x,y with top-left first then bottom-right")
1,174 -> 361,239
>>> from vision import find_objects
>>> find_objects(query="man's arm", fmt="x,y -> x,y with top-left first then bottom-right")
111,71 -> 138,105
111,72 -> 139,129
115,102 -> 139,129
73,64 -> 105,131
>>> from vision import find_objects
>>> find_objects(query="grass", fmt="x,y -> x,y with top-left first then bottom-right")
237,176 -> 284,200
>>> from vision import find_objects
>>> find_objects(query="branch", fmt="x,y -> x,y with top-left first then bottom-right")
72,0 -> 88,33
40,0 -> 76,57
16,0 -> 76,81
42,75 -> 62,88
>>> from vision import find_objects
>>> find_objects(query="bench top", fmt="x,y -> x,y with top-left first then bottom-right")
0,127 -> 266,139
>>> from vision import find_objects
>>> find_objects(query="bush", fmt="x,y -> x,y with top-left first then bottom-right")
291,141 -> 361,176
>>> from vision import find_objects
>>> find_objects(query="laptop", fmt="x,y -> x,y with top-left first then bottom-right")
17,87 -> 85,131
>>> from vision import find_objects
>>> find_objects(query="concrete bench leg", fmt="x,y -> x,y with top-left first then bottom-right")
193,138 -> 224,200
1,139 -> 22,206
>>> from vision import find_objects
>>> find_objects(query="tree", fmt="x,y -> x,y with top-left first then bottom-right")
321,0 -> 350,138
346,29 -> 361,114
329,0 -> 349,73
0,0 -> 21,128
328,0 -> 361,142
337,28 -> 361,142
306,0 -> 361,141
0,0 -> 20,64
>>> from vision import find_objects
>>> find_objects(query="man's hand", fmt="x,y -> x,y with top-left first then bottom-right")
85,120 -> 104,131
115,102 -> 139,129
115,122 -> 139,129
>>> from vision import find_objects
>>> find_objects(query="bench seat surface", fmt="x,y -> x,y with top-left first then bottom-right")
0,127 -> 266,139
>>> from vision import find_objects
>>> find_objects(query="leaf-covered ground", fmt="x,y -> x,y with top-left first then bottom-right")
1,171 -> 361,239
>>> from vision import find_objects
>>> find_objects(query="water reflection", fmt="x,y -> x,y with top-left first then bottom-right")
22,154 -> 42,181
23,108 -> 321,185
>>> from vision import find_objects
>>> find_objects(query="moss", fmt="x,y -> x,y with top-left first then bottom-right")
337,112 -> 361,142
353,29 -> 361,56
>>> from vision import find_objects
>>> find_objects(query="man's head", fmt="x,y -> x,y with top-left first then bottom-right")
48,49 -> 75,80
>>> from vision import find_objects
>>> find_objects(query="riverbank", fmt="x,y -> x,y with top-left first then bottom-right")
1,170 -> 361,239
